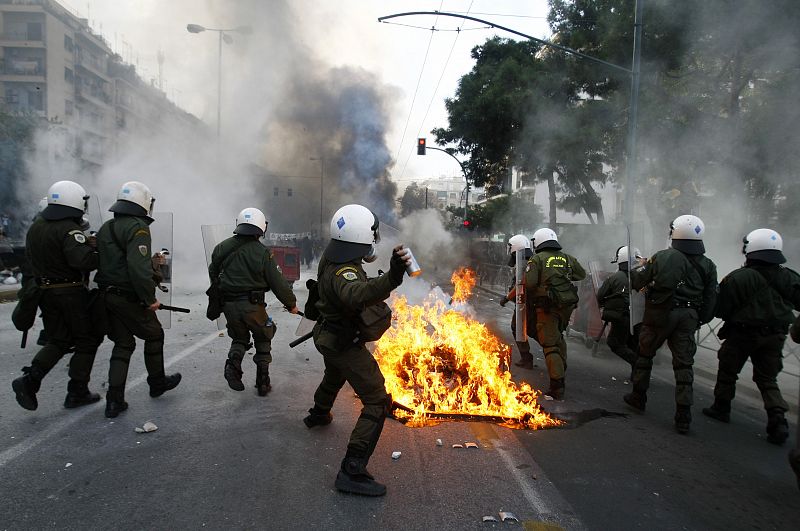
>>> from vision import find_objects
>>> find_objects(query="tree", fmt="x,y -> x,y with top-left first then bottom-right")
447,194 -> 544,236
398,182 -> 429,216
0,109 -> 38,218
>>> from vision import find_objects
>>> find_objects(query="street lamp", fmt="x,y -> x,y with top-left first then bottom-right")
186,23 -> 252,137
310,157 -> 325,234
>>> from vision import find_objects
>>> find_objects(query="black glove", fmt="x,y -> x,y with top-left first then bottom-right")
389,249 -> 406,283
499,298 -> 508,307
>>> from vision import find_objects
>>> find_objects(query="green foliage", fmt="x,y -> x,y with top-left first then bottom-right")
447,195 -> 544,235
399,182 -> 429,216
0,109 -> 38,212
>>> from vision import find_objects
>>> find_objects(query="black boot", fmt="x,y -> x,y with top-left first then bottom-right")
623,391 -> 647,412
105,386 -> 128,418
545,378 -> 565,400
12,365 -> 46,411
702,400 -> 731,423
303,406 -> 333,428
224,359 -> 244,391
147,373 -> 182,398
334,455 -> 386,496
64,380 -> 101,409
255,363 -> 271,396
766,408 -> 789,445
675,405 -> 692,434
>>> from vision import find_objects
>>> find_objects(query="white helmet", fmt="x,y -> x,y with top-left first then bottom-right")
743,228 -> 786,264
234,207 -> 267,236
612,246 -> 643,264
507,234 -> 531,254
41,180 -> 88,220
669,214 -> 705,254
110,181 -> 155,217
531,227 -> 561,251
324,204 -> 380,263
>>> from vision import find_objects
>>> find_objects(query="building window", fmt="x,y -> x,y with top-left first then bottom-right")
273,187 -> 279,197
27,23 -> 42,41
65,100 -> 73,116
64,35 -> 74,52
287,188 -> 293,197
64,67 -> 74,83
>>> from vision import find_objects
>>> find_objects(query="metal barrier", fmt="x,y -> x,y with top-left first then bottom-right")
476,262 -> 513,292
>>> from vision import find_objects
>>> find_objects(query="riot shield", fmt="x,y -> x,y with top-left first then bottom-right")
514,248 -> 527,342
85,195 -> 104,290
627,226 -> 645,331
201,224 -> 235,330
151,212 -> 173,329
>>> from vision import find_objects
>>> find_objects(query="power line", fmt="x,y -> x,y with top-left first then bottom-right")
397,0 -> 475,181
392,3 -> 443,166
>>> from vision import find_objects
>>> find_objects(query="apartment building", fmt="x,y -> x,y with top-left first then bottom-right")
418,175 -> 483,211
0,0 -> 199,170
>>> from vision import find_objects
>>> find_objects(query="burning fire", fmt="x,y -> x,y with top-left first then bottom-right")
374,269 -> 560,430
450,267 -> 476,304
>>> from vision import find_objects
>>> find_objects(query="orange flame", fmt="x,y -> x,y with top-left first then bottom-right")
450,267 -> 476,304
375,287 -> 560,430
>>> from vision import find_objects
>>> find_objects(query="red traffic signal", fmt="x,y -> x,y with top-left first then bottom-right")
462,219 -> 471,228
417,138 -> 426,155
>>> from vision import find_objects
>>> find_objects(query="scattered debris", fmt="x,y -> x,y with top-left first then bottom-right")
218,332 -> 224,337
391,451 -> 402,460
653,492 -> 660,496
134,421 -> 158,434
499,511 -> 519,522
452,444 -> 464,449
465,442 -> 479,449
543,395 -> 554,401
436,438 -> 443,447
482,516 -> 498,522
611,376 -> 617,381
65,462 -> 72,468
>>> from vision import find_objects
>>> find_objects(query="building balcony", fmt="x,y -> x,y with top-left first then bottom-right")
76,84 -> 111,107
0,30 -> 44,47
0,59 -> 44,81
75,53 -> 109,81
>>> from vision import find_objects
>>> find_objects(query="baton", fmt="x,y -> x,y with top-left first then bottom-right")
157,303 -> 191,313
290,330 -> 314,348
20,329 -> 28,349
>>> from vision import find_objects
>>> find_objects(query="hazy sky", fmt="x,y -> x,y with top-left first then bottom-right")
65,0 -> 551,184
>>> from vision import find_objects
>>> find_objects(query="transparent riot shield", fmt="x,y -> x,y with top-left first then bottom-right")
627,226 -> 645,331
201,224 -> 235,330
514,248 -> 527,342
151,212 -> 173,329
85,195 -> 104,289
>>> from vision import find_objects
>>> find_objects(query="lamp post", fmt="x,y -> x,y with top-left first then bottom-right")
310,157 -> 325,233
186,23 -> 252,138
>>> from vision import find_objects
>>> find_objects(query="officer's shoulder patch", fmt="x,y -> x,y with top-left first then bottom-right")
335,266 -> 360,281
73,232 -> 86,244
138,245 -> 148,257
525,264 -> 531,273
134,228 -> 150,237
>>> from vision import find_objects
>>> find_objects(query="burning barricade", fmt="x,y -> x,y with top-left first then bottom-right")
374,268 -> 561,430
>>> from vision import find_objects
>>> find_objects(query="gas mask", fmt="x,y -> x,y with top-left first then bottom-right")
363,246 -> 378,263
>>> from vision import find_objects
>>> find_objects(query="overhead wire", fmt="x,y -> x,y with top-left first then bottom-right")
392,3 -> 444,167
397,0 -> 475,183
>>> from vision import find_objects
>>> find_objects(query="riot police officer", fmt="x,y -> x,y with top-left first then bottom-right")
303,204 -> 411,497
500,234 -> 534,368
95,181 -> 180,418
703,229 -> 799,445
524,228 -> 586,399
624,215 -> 718,434
11,181 -> 101,411
208,207 -> 298,396
596,246 -> 643,370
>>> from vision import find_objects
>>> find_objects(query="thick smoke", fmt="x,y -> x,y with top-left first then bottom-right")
14,0 -> 402,289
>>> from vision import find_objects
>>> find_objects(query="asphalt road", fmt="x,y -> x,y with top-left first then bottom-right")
0,270 -> 797,530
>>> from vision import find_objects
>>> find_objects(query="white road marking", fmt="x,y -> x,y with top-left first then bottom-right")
492,426 -> 586,530
0,331 -> 221,469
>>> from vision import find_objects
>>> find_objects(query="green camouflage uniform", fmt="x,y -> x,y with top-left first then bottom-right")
24,217 -> 99,388
311,257 -> 403,458
209,236 -> 296,368
524,249 -> 586,382
712,263 -> 800,413
630,248 -> 717,406
95,215 -> 165,388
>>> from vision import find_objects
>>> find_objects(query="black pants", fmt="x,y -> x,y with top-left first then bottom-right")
105,292 -> 165,388
606,318 -> 640,365
32,287 -> 101,383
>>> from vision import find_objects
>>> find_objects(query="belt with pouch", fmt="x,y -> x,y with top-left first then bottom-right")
223,291 -> 265,303
37,277 -> 84,290
100,286 -> 140,302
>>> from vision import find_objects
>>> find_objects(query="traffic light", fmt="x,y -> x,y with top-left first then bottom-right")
462,219 -> 472,230
417,138 -> 426,155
